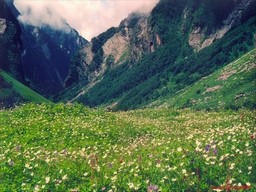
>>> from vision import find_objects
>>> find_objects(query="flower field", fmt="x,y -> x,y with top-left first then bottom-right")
0,103 -> 255,191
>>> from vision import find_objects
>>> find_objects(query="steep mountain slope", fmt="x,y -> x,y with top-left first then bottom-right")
150,49 -> 256,110
0,70 -> 50,109
20,23 -> 87,96
62,0 -> 256,110
4,0 -> 88,97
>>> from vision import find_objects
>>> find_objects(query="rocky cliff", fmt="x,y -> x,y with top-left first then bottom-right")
63,0 -> 256,110
0,0 -> 23,81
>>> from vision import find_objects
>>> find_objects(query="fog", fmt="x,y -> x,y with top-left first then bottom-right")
14,0 -> 159,40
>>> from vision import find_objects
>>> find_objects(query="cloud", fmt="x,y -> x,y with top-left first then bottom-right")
14,0 -> 159,40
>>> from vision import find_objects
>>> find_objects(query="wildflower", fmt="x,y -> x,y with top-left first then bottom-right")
34,185 -> 40,192
45,176 -> 50,183
111,175 -> 117,182
147,184 -> 158,192
177,147 -> 182,152
246,182 -> 251,186
62,174 -> 68,180
230,163 -> 235,170
248,166 -> 252,170
213,148 -> 218,155
205,144 -> 211,152
128,182 -> 134,189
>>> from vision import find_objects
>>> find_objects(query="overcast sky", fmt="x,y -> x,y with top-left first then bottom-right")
14,0 -> 159,40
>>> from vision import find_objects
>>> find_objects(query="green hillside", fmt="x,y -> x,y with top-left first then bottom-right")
0,103 -> 255,191
71,12 -> 256,110
153,49 -> 256,110
0,71 -> 50,108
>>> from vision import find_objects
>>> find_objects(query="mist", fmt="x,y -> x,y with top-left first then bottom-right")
14,0 -> 159,40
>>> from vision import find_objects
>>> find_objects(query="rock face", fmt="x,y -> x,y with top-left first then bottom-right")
69,12 -> 157,84
0,0 -> 23,81
0,18 -> 7,34
102,33 -> 129,63
189,0 -> 255,52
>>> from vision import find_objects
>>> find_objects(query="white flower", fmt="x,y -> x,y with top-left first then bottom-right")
177,147 -> 182,152
246,182 -> 251,186
45,176 -> 50,183
62,174 -> 68,180
111,175 -> 117,181
248,166 -> 252,170
128,182 -> 134,189
230,163 -> 235,170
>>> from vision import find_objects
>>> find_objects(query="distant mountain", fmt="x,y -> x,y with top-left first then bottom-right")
61,0 -> 256,110
20,23 -> 87,96
3,0 -> 88,97
0,0 -> 23,81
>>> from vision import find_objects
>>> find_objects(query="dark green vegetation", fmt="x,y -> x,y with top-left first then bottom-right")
0,103 -> 255,191
153,49 -> 256,110
59,0 -> 256,110
0,71 -> 50,108
74,15 -> 256,110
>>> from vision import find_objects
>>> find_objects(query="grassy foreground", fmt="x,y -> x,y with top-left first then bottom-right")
0,103 -> 255,191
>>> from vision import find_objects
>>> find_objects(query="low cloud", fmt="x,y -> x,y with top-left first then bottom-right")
14,0 -> 159,40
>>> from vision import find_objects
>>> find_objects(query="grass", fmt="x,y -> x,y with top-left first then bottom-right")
154,49 -> 256,110
0,71 -> 51,104
0,103 -> 255,191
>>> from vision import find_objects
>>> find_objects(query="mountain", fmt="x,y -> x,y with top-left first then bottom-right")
150,48 -> 256,110
20,23 -> 87,96
2,0 -> 88,98
61,0 -> 256,110
0,70 -> 50,108
0,0 -> 23,81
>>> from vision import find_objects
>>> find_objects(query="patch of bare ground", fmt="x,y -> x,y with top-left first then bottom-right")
218,70 -> 237,80
204,85 -> 222,94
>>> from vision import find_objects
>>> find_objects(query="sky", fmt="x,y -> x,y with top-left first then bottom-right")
14,0 -> 159,40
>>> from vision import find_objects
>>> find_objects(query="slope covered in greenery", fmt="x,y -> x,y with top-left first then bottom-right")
0,71 -> 50,108
71,2 -> 256,110
152,49 -> 256,110
0,103 -> 255,191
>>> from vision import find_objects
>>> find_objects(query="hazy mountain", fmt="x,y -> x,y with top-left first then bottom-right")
1,0 -> 88,107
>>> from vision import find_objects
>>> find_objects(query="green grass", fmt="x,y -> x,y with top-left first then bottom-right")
0,71 -> 51,104
0,103 -> 255,191
154,49 -> 256,110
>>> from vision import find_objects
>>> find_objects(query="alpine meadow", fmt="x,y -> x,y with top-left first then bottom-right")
0,0 -> 255,191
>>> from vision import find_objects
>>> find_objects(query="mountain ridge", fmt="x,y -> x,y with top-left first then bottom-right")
61,0 -> 256,110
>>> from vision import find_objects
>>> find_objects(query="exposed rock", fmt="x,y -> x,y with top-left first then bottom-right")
189,0 -> 253,52
0,18 -> 7,34
102,32 -> 129,62
218,70 -> 237,80
82,44 -> 94,65
204,85 -> 222,93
